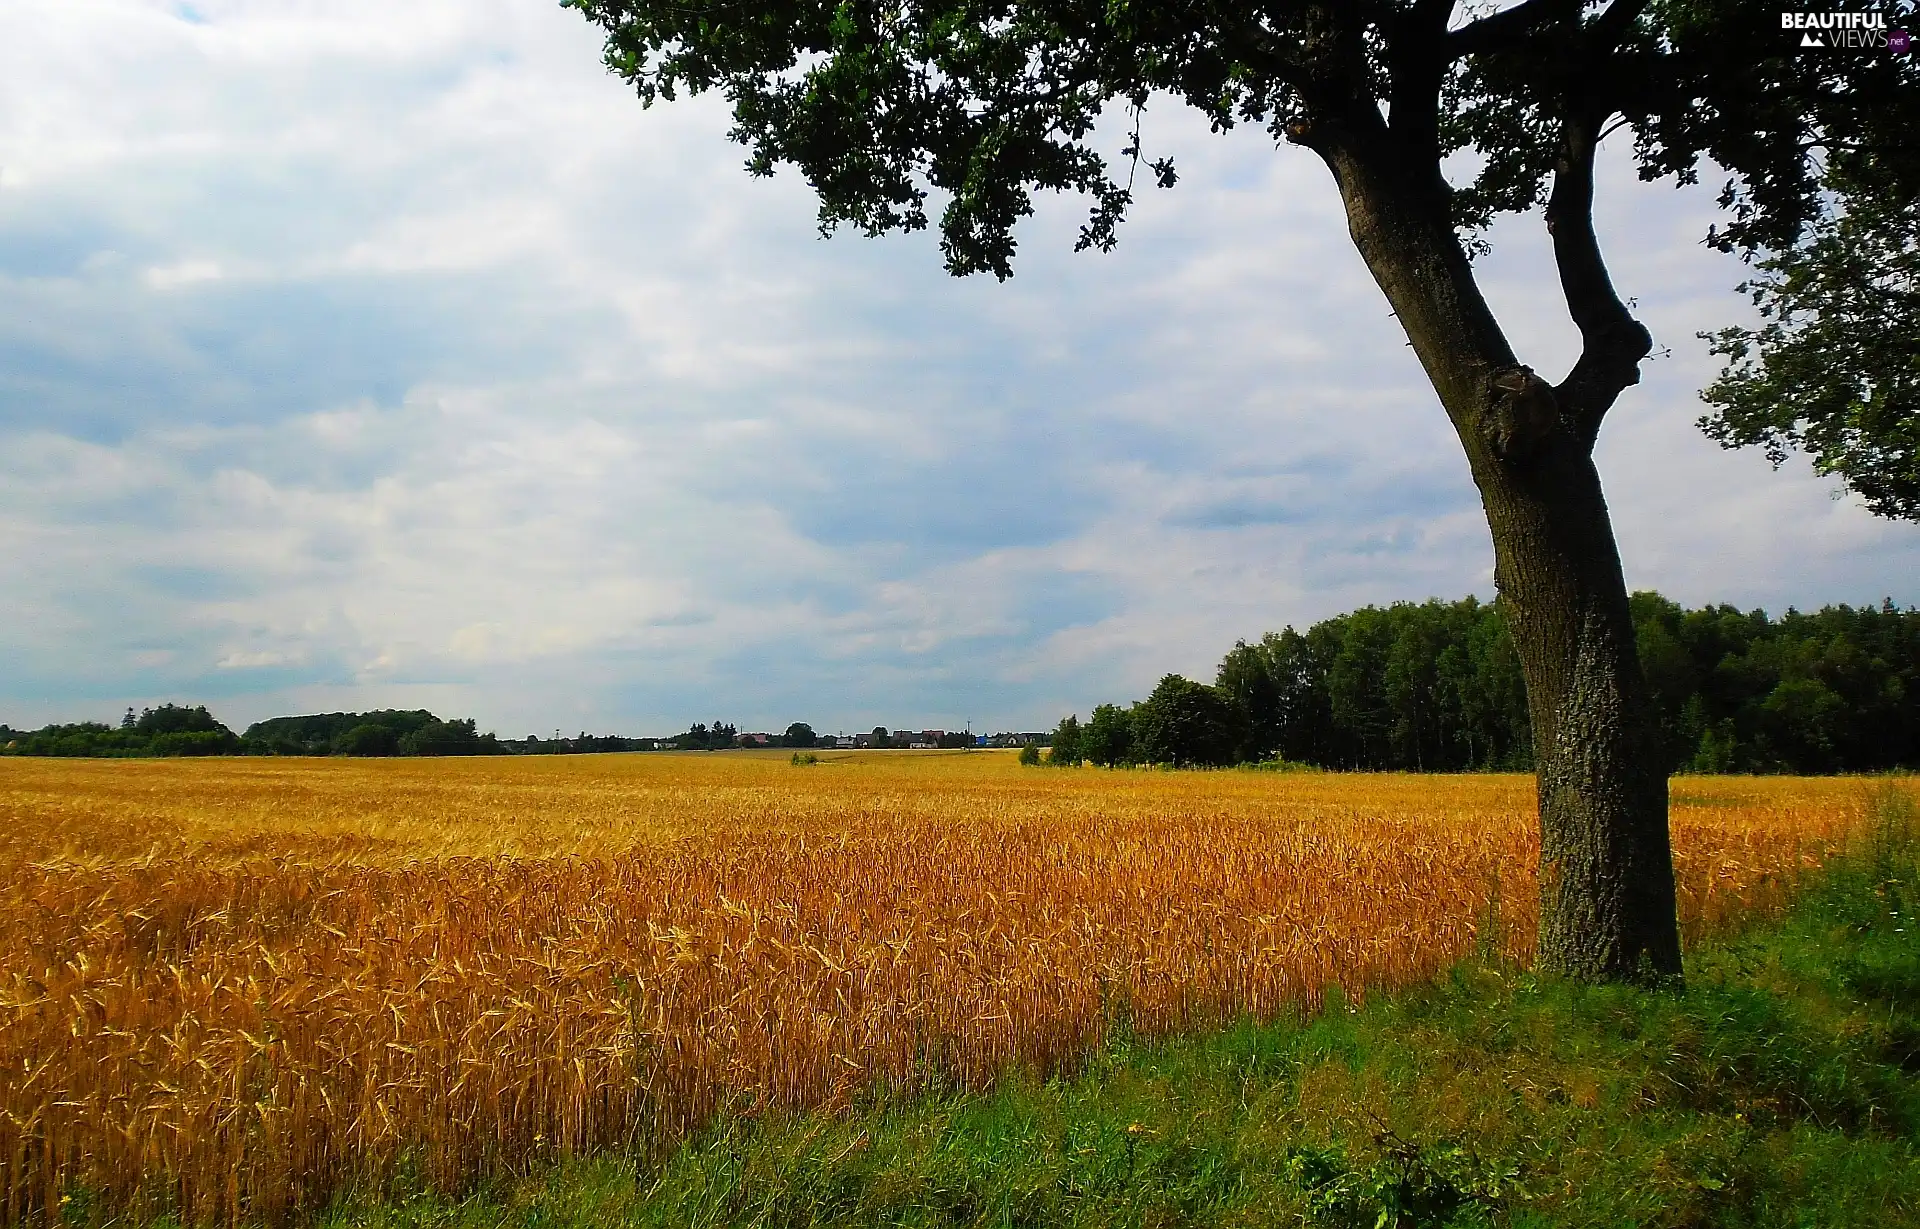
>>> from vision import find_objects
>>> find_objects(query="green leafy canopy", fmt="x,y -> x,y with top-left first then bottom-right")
1701,177 -> 1919,519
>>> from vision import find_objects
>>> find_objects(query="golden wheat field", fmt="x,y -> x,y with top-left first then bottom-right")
0,751 -> 1888,1223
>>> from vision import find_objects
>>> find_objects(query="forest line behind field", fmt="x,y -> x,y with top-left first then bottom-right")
4,591 -> 1917,776
1048,591 -> 1920,775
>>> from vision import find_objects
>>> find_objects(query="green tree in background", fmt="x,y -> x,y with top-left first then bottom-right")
1046,714 -> 1084,765
1217,641 -> 1282,759
1217,599 -> 1529,771
0,705 -> 239,757
1060,593 -> 1916,776
1698,143 -> 1919,520
1081,703 -> 1136,768
672,722 -> 739,751
785,722 -> 818,748
398,718 -> 503,757
132,703 -> 222,736
134,704 -> 240,755
1630,595 -> 1919,774
337,724 -> 402,757
1132,675 -> 1244,768
245,710 -> 440,755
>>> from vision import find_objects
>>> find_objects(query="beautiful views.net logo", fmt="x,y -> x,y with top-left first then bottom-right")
1781,10 -> 1911,49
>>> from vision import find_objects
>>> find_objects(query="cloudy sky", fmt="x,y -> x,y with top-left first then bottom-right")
2,0 -> 1914,738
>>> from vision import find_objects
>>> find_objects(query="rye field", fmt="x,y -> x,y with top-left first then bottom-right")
0,752 -> 1883,1224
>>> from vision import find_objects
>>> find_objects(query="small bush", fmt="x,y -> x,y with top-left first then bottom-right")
1284,1132 -> 1522,1228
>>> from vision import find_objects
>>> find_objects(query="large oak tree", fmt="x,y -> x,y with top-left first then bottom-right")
564,0 -> 1916,981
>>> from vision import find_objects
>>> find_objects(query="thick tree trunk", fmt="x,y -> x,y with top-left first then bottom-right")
1302,114 -> 1683,981
1476,427 -> 1681,981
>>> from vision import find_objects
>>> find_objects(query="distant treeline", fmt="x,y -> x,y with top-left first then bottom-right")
0,704 -> 243,758
661,723 -> 978,749
0,709 -> 822,758
1046,593 -> 1919,774
0,706 -> 514,758
9,593 -> 1914,771
245,711 -> 510,756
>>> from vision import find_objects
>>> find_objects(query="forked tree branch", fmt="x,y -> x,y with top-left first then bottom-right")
1546,113 -> 1653,447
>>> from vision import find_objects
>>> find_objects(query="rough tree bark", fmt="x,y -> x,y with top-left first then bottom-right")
1291,11 -> 1683,981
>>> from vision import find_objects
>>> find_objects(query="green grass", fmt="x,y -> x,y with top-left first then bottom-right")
242,790 -> 1920,1227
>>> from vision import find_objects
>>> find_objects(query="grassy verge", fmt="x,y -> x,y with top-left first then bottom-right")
306,789 -> 1920,1227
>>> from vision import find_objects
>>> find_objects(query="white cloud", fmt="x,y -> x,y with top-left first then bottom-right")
216,650 -> 298,670
145,258 -> 225,288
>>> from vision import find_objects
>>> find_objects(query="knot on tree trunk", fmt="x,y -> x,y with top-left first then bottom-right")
1593,319 -> 1654,390
1480,365 -> 1559,462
